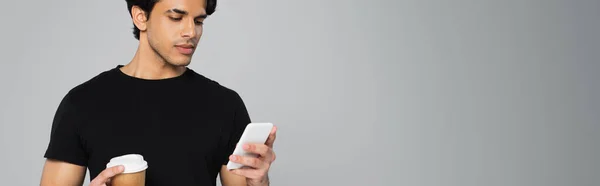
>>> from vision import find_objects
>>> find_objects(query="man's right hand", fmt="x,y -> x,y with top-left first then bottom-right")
90,165 -> 125,186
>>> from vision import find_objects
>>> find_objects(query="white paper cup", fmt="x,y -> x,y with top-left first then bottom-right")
106,154 -> 148,186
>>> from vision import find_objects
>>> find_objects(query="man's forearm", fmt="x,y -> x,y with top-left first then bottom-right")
247,175 -> 269,186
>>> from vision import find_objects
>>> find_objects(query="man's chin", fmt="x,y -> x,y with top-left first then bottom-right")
168,57 -> 192,67
171,62 -> 191,67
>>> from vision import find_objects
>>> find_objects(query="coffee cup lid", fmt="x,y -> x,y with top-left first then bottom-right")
106,154 -> 148,174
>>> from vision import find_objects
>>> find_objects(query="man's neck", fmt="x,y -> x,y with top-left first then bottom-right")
120,39 -> 187,80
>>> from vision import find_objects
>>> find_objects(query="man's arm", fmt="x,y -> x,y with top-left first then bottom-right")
220,165 -> 247,186
42,91 -> 88,186
40,159 -> 86,186
219,92 -> 275,186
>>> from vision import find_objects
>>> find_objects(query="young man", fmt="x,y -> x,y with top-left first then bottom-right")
39,0 -> 277,185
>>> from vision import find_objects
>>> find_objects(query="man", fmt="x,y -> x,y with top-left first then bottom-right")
39,0 -> 277,185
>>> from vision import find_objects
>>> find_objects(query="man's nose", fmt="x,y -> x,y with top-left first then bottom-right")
181,19 -> 196,38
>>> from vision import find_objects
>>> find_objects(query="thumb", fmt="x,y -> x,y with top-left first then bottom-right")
91,165 -> 124,186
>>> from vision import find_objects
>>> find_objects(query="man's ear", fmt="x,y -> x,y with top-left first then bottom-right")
131,6 -> 148,31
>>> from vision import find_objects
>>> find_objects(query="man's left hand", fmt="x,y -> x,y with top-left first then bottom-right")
229,125 -> 277,185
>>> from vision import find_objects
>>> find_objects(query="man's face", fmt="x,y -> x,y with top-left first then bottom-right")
146,0 -> 206,66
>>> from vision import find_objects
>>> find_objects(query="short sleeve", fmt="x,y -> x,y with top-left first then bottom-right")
43,92 -> 88,166
220,92 -> 251,165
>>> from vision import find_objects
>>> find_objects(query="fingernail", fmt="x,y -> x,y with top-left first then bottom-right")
230,155 -> 237,161
243,144 -> 250,150
118,166 -> 124,172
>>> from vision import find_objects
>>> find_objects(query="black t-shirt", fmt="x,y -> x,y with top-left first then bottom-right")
43,65 -> 251,186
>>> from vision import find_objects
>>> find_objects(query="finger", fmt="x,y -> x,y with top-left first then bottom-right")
229,167 -> 267,180
230,155 -> 265,169
265,125 -> 277,147
271,151 -> 276,162
246,143 -> 275,162
90,165 -> 124,186
91,166 -> 123,186
243,143 -> 271,158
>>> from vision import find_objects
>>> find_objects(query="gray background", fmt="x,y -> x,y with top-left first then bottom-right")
0,0 -> 599,185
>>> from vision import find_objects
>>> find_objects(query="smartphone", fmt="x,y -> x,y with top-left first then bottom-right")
226,122 -> 274,170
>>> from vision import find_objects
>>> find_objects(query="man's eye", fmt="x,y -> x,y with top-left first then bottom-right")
195,21 -> 204,25
169,17 -> 182,21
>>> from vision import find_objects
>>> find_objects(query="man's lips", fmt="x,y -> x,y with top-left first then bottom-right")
175,44 -> 195,55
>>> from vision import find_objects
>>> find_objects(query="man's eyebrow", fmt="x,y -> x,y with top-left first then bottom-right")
196,14 -> 208,19
166,8 -> 208,19
166,8 -> 188,15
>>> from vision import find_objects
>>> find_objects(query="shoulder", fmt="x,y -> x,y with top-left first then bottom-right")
60,68 -> 118,106
186,69 -> 245,105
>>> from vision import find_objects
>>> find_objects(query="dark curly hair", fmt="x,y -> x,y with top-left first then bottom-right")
125,0 -> 217,40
